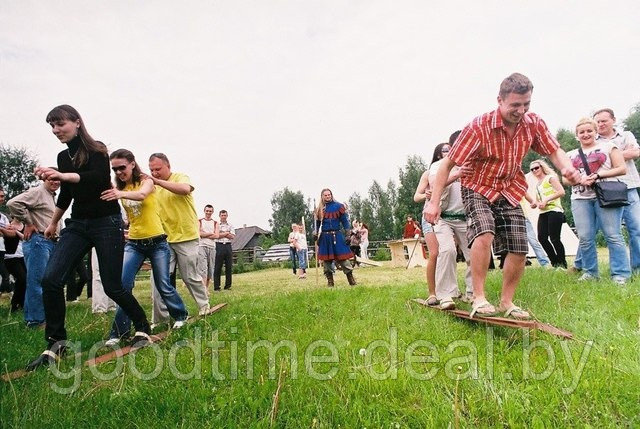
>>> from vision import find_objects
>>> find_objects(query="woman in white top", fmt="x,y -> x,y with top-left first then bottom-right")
564,117 -> 630,284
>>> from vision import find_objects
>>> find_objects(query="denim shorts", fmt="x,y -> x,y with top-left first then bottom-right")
421,218 -> 434,235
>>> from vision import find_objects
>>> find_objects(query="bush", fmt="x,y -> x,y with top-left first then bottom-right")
372,247 -> 391,261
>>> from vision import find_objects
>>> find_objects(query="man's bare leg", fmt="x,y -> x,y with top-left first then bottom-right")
470,232 -> 493,302
499,252 -> 526,308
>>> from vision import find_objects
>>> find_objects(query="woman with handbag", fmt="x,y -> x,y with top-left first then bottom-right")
564,117 -> 631,284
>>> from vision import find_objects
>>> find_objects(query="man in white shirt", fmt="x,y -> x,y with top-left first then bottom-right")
213,210 -> 235,290
594,108 -> 640,274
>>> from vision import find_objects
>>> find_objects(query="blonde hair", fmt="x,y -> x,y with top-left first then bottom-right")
315,188 -> 333,218
529,159 -> 558,180
575,117 -> 597,133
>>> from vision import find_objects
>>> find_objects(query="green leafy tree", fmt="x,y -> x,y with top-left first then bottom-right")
347,192 -> 363,224
623,102 -> 640,139
361,180 -> 397,241
268,187 -> 310,243
394,155 -> 428,237
0,144 -> 39,206
622,102 -> 640,173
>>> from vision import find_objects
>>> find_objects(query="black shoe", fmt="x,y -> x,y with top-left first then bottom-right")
25,343 -> 67,371
131,331 -> 151,348
214,288 -> 221,291
223,286 -> 231,290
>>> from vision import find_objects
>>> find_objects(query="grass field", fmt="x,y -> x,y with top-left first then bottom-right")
1,257 -> 639,428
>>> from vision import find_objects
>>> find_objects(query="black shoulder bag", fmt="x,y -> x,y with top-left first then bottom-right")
578,147 -> 628,208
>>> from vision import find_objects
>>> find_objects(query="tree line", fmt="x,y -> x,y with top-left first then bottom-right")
268,103 -> 640,244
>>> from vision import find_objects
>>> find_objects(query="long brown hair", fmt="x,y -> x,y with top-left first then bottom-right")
46,105 -> 107,167
109,149 -> 142,190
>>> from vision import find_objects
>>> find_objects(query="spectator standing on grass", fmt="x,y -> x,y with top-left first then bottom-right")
529,159 -> 567,268
148,153 -> 210,324
565,117 -> 630,284
27,104 -> 152,371
349,220 -> 362,267
287,223 -> 299,275
425,73 -> 581,319
594,108 -> 640,275
198,204 -> 218,294
213,210 -> 235,290
402,215 -> 421,239
359,222 -> 369,260
1,217 -> 27,313
0,187 -> 12,294
295,223 -> 308,279
101,148 -> 188,345
7,176 -> 61,326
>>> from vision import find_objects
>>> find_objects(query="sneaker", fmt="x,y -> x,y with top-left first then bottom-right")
578,273 -> 598,281
568,266 -> 582,274
26,321 -> 46,329
198,305 -> 211,316
105,338 -> 120,347
612,276 -> 627,286
172,320 -> 186,329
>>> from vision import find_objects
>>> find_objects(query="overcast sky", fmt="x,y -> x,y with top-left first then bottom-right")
2,1 -> 639,229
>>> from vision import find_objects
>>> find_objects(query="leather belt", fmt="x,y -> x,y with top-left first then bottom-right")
128,234 -> 167,246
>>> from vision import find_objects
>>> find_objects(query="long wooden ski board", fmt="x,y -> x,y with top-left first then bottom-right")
355,256 -> 382,267
412,298 -> 573,339
2,302 -> 227,381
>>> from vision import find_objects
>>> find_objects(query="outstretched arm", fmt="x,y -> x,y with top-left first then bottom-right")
423,157 -> 455,224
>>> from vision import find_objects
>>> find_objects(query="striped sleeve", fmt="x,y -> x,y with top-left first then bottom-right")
530,116 -> 559,156
448,124 -> 481,166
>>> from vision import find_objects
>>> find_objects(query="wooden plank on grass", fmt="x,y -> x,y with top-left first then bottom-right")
355,256 -> 382,267
85,302 -> 227,367
3,303 -> 228,381
412,298 -> 573,339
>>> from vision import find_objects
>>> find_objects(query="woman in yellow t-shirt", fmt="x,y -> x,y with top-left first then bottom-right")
530,159 -> 567,269
101,149 -> 188,345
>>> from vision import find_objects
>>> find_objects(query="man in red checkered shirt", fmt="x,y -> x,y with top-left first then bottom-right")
424,73 -> 580,319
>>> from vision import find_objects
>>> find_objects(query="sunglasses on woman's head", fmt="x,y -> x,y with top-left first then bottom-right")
111,165 -> 128,172
530,166 -> 541,171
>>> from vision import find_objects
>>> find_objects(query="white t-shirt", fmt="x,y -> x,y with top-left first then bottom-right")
567,142 -> 616,200
428,159 -> 464,215
293,231 -> 308,250
0,213 -> 8,252
597,130 -> 640,189
198,218 -> 217,248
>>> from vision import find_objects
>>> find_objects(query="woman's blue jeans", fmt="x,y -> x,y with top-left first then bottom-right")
571,198 -> 631,279
110,237 -> 188,339
42,214 -> 150,346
